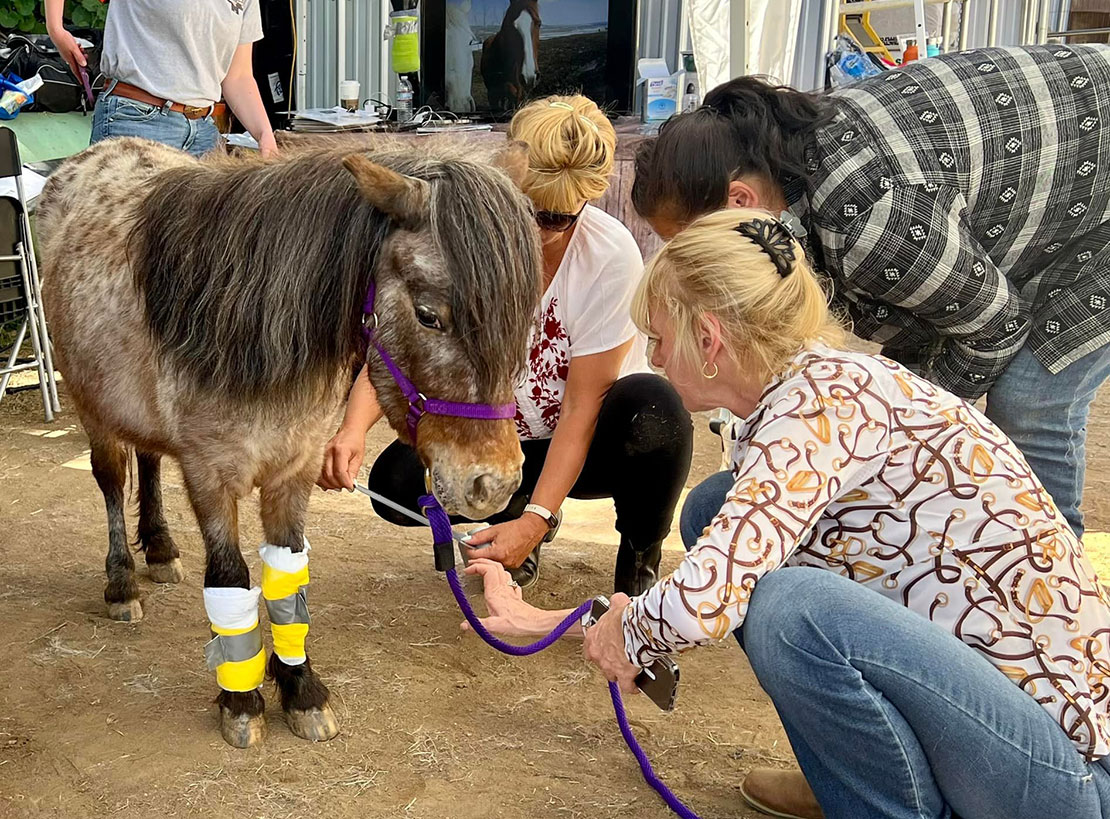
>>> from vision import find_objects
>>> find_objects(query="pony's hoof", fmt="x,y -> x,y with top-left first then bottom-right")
286,703 -> 339,742
107,600 -> 143,622
220,707 -> 265,748
148,558 -> 185,584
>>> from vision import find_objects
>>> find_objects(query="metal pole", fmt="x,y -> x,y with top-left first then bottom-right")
958,0 -> 970,50
379,0 -> 390,106
295,0 -> 307,110
729,0 -> 749,78
821,0 -> 839,66
1050,25 -> 1110,38
337,0 -> 346,106
914,0 -> 929,56
942,0 -> 954,52
1037,0 -> 1051,43
1056,0 -> 1073,33
987,0 -> 999,46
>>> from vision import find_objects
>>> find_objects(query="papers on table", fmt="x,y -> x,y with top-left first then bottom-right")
289,107 -> 382,132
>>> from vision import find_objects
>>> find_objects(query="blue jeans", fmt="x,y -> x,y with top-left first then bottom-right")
741,568 -> 1110,818
985,343 -> 1110,538
90,89 -> 220,157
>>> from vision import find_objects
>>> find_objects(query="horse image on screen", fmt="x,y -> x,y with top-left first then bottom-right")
446,0 -> 609,113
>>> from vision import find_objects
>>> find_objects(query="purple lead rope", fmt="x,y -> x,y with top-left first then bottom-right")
424,495 -> 701,818
361,274 -> 698,816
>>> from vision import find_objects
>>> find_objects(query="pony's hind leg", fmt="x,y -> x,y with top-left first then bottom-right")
260,468 -> 339,742
90,431 -> 142,622
137,452 -> 184,584
182,463 -> 266,748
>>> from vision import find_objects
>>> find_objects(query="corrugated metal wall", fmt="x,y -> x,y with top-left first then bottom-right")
304,1 -> 388,110
302,0 -> 690,110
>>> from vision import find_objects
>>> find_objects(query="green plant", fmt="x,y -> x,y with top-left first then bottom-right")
0,0 -> 109,35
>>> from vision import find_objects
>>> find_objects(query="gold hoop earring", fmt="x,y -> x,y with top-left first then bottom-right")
702,361 -> 719,380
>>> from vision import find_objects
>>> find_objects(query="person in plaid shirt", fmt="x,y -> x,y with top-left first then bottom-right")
633,45 -> 1110,539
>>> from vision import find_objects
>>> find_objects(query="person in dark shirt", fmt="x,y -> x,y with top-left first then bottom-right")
633,45 -> 1110,541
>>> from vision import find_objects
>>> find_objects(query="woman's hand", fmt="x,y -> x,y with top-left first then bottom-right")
461,514 -> 549,568
583,592 -> 640,694
258,131 -> 279,159
47,25 -> 86,79
461,559 -> 557,636
317,426 -> 366,491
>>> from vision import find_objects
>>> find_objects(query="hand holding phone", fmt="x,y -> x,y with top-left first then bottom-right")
584,595 -> 680,711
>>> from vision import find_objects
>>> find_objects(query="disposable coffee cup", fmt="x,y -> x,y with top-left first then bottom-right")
339,79 -> 360,111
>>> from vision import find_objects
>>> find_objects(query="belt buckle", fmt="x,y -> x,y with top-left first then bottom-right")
183,104 -> 207,119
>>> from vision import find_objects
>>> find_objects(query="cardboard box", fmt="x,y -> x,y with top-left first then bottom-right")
638,58 -> 678,123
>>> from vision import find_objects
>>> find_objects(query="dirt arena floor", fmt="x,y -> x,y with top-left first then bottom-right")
4,371 -> 1110,819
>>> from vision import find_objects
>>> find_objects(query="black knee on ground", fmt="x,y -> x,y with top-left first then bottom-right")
268,653 -> 330,712
367,439 -> 427,526
602,373 -> 693,458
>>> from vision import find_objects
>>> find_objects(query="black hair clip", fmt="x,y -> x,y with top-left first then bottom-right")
734,218 -> 796,278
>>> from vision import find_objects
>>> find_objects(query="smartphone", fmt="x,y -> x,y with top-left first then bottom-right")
584,595 -> 679,711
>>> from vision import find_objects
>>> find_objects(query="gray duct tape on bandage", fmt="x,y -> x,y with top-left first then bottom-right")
204,625 -> 263,669
265,587 -> 310,626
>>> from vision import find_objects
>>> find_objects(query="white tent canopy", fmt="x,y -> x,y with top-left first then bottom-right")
685,0 -> 806,98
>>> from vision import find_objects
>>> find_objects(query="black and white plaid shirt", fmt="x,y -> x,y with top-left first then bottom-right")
787,45 -> 1110,399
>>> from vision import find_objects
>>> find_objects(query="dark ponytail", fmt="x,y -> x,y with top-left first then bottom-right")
631,76 -> 835,223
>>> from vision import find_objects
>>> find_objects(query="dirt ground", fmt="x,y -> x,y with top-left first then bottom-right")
0,381 -> 790,819
4,371 -> 1110,819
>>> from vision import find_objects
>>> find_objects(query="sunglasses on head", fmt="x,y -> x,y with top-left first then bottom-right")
535,203 -> 586,232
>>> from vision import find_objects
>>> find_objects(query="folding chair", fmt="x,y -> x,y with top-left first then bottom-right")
0,125 -> 59,421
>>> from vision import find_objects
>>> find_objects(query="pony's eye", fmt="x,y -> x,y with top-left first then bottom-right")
415,305 -> 443,331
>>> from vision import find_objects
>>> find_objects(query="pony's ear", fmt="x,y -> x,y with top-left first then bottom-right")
342,154 -> 429,229
492,141 -> 531,190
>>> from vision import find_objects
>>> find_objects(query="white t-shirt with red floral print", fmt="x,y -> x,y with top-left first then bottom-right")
513,205 -> 649,440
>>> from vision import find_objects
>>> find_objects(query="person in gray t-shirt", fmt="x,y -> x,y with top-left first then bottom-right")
46,0 -> 277,158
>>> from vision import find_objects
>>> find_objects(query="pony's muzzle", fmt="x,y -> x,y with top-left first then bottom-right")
464,468 -> 522,513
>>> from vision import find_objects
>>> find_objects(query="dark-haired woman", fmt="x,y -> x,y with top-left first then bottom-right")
634,44 -> 1110,541
319,95 -> 693,594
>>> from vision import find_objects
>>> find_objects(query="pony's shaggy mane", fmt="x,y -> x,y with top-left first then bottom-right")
130,140 -> 539,402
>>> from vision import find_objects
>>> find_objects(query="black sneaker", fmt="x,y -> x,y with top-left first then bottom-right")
508,510 -> 562,589
509,544 -> 541,589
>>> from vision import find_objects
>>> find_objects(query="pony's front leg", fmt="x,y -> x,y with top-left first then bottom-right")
259,468 -> 339,742
181,464 -> 266,748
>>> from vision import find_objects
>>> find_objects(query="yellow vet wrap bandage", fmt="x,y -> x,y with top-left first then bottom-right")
259,542 -> 311,666
209,623 -> 266,692
202,585 -> 265,692
261,562 -> 310,600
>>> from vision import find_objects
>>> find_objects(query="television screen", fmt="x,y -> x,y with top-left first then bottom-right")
424,0 -> 636,116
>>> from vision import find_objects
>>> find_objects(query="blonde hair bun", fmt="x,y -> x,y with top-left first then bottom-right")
507,94 -> 616,213
632,208 -> 847,380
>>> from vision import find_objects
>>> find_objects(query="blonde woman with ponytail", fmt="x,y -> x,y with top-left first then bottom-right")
321,95 -> 692,594
466,209 -> 1110,819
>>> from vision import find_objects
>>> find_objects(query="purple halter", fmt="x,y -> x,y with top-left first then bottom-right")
361,279 -> 517,444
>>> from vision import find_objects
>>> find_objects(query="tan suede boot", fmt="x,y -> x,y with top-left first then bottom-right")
739,768 -> 824,819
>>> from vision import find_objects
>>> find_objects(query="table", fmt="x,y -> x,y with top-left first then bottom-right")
276,117 -> 664,259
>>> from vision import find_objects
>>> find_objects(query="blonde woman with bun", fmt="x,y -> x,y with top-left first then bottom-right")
320,95 -> 692,593
465,209 -> 1110,819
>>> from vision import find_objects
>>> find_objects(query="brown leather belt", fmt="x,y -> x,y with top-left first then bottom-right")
107,80 -> 214,120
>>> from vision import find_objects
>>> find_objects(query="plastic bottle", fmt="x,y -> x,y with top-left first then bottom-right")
395,75 -> 414,124
926,37 -> 942,57
902,39 -> 919,63
681,51 -> 699,112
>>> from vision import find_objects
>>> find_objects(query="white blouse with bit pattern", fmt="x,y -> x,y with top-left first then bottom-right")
623,345 -> 1110,761
513,205 -> 649,440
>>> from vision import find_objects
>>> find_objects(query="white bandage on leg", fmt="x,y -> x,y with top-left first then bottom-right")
202,586 -> 264,691
259,539 -> 311,666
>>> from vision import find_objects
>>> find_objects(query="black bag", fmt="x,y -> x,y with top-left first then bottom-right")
1,31 -> 103,113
